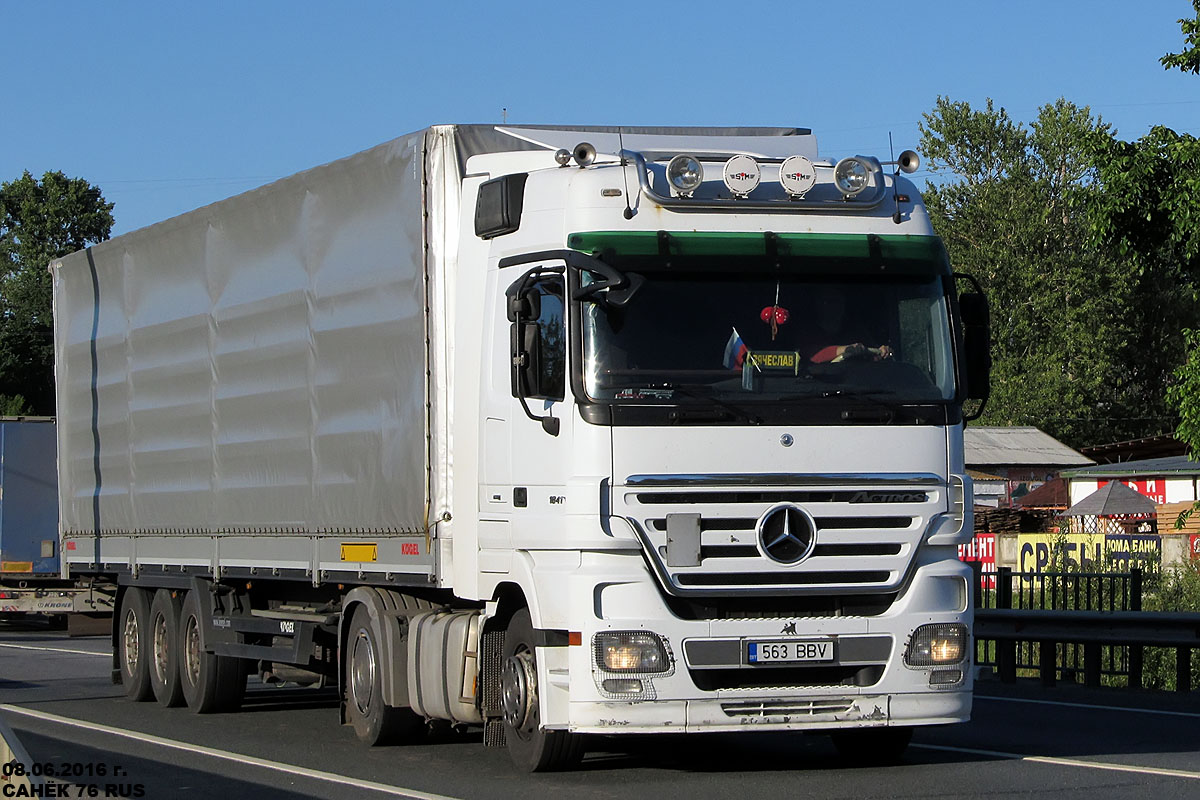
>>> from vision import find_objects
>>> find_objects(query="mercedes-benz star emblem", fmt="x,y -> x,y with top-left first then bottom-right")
756,503 -> 816,564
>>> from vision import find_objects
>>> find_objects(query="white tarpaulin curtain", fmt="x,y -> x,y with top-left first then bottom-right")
54,133 -> 430,535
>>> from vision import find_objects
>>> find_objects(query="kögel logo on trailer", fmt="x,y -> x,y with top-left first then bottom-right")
756,503 -> 817,564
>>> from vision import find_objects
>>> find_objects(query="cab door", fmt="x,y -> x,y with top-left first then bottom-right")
480,268 -> 574,558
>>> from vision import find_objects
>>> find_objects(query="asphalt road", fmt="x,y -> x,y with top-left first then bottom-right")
1,620 -> 1198,799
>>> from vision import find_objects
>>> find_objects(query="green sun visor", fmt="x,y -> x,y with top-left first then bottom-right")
566,231 -> 950,276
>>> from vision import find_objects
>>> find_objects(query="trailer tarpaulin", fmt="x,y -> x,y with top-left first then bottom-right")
53,132 -> 432,537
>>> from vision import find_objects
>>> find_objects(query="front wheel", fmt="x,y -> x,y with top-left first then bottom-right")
500,608 -> 583,772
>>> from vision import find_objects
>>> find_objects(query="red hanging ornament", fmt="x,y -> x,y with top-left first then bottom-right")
761,305 -> 789,340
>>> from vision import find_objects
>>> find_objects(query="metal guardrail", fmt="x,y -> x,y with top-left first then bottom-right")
971,565 -> 1199,692
975,608 -> 1200,691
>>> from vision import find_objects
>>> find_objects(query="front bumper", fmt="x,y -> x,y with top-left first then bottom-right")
532,548 -> 973,735
566,689 -> 970,734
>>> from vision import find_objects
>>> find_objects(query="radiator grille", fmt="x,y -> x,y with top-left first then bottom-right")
618,475 -> 946,596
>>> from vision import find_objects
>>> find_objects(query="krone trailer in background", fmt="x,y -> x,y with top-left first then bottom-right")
0,417 -> 113,623
51,124 -> 990,771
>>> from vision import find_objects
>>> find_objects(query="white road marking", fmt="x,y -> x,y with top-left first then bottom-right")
0,642 -> 108,657
976,693 -> 1200,719
0,704 -> 464,800
914,743 -> 1200,780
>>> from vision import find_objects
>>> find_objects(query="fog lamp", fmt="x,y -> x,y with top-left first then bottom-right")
667,155 -> 704,196
929,669 -> 964,686
594,631 -> 670,673
834,157 -> 871,198
722,154 -> 761,197
602,678 -> 644,694
905,622 -> 967,667
779,155 -> 817,198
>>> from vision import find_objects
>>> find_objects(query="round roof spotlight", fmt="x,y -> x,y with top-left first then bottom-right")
554,148 -> 572,167
667,154 -> 704,196
779,155 -> 817,198
572,142 -> 597,167
722,154 -> 761,198
834,157 -> 871,199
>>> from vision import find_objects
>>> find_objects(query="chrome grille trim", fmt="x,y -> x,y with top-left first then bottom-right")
627,472 -> 943,487
617,475 -> 946,597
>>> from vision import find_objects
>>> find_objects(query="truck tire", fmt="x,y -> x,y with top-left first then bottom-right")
345,604 -> 423,745
179,590 -> 246,713
830,726 -> 912,765
118,588 -> 153,701
500,608 -> 583,772
148,589 -> 185,707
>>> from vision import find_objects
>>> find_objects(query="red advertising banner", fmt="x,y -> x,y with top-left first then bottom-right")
1190,534 -> 1200,560
1100,479 -> 1168,504
959,533 -> 996,588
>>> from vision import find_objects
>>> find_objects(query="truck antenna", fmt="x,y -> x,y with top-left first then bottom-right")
889,132 -> 902,225
619,128 -> 635,219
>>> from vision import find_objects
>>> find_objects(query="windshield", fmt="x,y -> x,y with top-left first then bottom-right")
582,271 -> 956,407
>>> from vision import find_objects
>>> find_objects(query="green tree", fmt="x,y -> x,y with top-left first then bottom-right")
1117,2 -> 1200,461
919,97 -> 1165,447
1161,0 -> 1200,75
0,171 -> 114,414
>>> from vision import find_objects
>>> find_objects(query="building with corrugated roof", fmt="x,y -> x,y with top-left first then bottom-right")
1060,455 -> 1200,506
965,426 -> 1094,508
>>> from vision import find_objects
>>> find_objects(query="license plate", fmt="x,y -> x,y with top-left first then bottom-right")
747,639 -> 834,664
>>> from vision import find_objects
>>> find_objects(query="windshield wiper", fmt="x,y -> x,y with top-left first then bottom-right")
659,383 -> 763,425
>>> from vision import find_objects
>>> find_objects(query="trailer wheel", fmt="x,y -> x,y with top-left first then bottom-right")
500,608 -> 583,772
830,726 -> 912,765
118,588 -> 153,701
148,589 -> 185,707
179,590 -> 246,713
345,605 -> 423,745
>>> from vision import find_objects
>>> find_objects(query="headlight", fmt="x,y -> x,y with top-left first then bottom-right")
667,154 -> 704,195
905,622 -> 967,667
594,631 -> 671,673
833,157 -> 871,198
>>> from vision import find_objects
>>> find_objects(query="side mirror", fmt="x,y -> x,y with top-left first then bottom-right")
957,289 -> 991,419
505,270 -> 565,436
510,319 -> 541,399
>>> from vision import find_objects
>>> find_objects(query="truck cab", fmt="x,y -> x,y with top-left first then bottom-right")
452,129 -> 988,769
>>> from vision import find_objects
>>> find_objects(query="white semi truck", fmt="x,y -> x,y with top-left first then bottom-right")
51,125 -> 989,771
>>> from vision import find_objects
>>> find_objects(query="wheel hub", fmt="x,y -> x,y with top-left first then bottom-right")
501,650 -> 537,732
152,614 -> 169,683
122,609 -> 139,674
350,631 -> 376,715
184,616 -> 201,686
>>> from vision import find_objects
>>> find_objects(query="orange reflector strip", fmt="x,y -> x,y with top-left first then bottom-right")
1,562 -> 33,573
568,631 -> 582,646
340,543 -> 378,562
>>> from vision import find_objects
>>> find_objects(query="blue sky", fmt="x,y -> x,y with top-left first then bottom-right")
3,0 -> 1198,235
